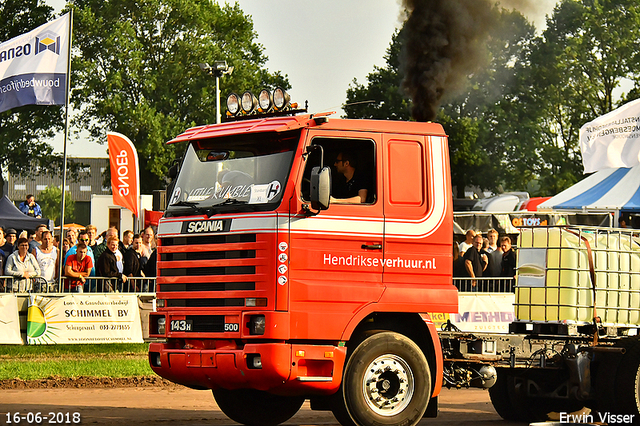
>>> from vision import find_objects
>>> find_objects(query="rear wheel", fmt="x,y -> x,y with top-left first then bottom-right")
332,332 -> 431,426
488,371 -> 553,422
597,338 -> 640,416
212,388 -> 304,426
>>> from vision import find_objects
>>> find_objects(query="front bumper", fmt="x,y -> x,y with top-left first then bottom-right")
149,341 -> 346,395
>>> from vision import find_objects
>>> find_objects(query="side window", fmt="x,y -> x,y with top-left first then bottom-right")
301,138 -> 376,204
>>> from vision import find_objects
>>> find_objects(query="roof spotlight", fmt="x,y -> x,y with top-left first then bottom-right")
226,93 -> 240,116
273,87 -> 290,110
241,91 -> 259,114
258,89 -> 273,112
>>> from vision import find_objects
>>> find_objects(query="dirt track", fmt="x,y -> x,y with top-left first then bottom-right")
1,381 -> 525,426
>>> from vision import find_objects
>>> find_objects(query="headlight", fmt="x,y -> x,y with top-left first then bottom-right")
249,315 -> 265,335
258,89 -> 272,111
273,87 -> 290,110
226,93 -> 240,115
241,91 -> 258,114
157,317 -> 166,335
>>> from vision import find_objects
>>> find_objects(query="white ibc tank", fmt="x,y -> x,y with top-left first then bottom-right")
516,227 -> 640,326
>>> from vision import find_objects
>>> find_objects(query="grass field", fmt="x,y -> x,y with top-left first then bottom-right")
0,343 -> 154,380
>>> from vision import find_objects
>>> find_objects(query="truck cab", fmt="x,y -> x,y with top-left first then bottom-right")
148,112 -> 457,426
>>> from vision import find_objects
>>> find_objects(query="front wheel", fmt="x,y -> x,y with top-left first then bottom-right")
335,331 -> 432,426
212,388 -> 304,426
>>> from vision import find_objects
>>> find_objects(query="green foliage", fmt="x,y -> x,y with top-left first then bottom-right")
0,1 -> 68,186
345,1 -> 640,197
38,186 -> 75,224
70,0 -> 290,192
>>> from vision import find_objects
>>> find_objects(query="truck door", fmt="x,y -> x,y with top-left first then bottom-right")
288,133 -> 384,340
381,134 -> 454,310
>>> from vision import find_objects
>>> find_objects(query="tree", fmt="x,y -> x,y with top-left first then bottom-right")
38,186 -> 75,224
526,0 -> 640,194
0,0 -> 70,194
70,0 -> 290,192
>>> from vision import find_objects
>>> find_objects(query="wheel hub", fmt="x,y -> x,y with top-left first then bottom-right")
362,354 -> 415,416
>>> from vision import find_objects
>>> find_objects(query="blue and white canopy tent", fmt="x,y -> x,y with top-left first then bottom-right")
537,166 -> 640,221
538,97 -> 640,223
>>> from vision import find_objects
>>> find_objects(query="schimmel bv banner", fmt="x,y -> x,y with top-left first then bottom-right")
27,294 -> 143,344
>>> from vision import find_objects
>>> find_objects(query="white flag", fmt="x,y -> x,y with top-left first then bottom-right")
0,13 -> 70,113
579,97 -> 640,173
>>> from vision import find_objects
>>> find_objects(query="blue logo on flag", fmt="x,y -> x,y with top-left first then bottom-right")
34,31 -> 60,55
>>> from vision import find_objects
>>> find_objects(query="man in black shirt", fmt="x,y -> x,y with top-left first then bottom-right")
330,151 -> 370,204
501,236 -> 517,279
464,234 -> 487,290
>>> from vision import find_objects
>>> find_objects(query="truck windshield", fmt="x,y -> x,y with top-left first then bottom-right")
166,131 -> 299,215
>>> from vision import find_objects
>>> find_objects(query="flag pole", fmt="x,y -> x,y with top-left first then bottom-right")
58,10 -> 73,286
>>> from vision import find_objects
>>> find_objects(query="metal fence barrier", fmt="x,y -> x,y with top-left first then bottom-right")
0,276 -> 156,294
453,276 -> 515,293
1,274 -> 510,294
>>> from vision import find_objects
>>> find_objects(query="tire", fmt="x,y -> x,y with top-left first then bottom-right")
488,371 -> 551,423
212,388 -> 304,426
335,331 -> 432,426
609,339 -> 640,416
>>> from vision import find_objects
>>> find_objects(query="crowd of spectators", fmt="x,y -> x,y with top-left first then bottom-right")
0,221 -> 157,293
453,228 -> 517,292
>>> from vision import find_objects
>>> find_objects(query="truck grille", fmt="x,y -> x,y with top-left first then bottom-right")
157,232 -> 269,312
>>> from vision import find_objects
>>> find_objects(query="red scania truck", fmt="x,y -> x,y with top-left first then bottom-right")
148,103 -> 458,425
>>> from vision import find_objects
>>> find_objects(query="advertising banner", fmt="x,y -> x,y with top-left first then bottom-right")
430,293 -> 515,333
580,97 -> 640,173
108,132 -> 140,217
0,294 -> 23,344
27,294 -> 143,344
0,13 -> 70,113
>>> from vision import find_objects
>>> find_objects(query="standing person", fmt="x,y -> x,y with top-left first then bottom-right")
61,238 -> 72,261
141,226 -> 156,261
65,227 -> 78,246
122,230 -> 134,249
85,225 -> 99,249
501,236 -> 517,280
0,228 -> 8,264
32,230 -> 58,292
464,234 -> 487,291
486,229 -> 504,289
3,228 -> 16,254
64,230 -> 97,288
5,237 -> 41,292
330,151 -> 370,204
124,234 -> 146,291
18,194 -> 42,218
29,224 -> 48,252
458,229 -> 476,255
97,236 -> 127,292
64,242 -> 92,293
94,227 -> 126,261
485,229 -> 499,253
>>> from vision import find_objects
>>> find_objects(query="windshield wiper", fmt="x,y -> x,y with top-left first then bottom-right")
170,201 -> 199,208
216,199 -> 249,206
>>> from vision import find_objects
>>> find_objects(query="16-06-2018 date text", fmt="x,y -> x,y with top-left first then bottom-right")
4,412 -> 81,424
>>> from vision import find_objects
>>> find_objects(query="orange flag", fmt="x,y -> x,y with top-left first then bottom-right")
107,132 -> 140,217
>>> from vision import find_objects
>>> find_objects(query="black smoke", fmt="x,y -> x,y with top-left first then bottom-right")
400,0 -> 499,122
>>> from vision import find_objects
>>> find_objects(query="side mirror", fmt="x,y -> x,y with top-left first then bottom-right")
310,166 -> 331,210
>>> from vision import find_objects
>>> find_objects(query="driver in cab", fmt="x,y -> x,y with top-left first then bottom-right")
330,151 -> 369,204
